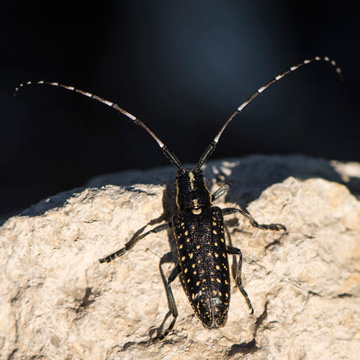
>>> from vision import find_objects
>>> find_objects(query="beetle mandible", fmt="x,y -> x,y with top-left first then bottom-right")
15,56 -> 342,341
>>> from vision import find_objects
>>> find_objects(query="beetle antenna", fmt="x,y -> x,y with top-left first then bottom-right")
197,56 -> 342,169
14,81 -> 184,172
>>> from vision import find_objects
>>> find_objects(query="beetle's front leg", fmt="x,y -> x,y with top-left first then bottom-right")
222,207 -> 286,231
211,170 -> 231,201
211,183 -> 231,201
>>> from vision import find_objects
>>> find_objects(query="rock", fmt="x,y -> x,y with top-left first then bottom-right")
1,155 -> 360,360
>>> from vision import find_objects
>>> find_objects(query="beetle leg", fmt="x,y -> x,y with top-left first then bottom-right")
99,222 -> 170,263
153,263 -> 180,342
211,169 -> 231,201
212,183 -> 231,201
222,207 -> 286,231
226,245 -> 254,314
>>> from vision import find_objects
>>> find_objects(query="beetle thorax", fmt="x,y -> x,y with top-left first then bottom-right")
176,169 -> 212,211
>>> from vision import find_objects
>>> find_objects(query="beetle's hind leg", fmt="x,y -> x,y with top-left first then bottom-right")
152,262 -> 181,342
222,207 -> 286,231
226,245 -> 254,314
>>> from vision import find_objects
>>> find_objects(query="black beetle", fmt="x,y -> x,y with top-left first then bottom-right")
15,56 -> 341,341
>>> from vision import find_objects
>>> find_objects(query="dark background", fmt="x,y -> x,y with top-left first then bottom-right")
1,1 -> 359,219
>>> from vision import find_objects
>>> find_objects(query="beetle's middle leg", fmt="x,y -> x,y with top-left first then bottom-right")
212,175 -> 285,231
222,207 -> 286,231
99,222 -> 170,263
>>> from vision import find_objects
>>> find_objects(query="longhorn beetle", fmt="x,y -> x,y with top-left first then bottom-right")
15,56 -> 342,341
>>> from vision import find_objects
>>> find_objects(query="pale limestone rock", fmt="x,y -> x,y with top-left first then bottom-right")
1,155 -> 360,360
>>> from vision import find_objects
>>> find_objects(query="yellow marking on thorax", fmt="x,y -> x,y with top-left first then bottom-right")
189,171 -> 195,190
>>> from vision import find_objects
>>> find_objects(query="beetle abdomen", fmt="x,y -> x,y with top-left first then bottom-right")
173,206 -> 231,328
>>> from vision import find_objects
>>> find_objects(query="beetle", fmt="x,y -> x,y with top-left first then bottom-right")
15,56 -> 342,341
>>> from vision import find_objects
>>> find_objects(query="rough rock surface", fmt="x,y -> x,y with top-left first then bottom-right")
1,155 -> 360,360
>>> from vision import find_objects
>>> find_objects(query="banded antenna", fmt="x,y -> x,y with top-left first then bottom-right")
197,56 -> 342,168
15,56 -> 342,171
